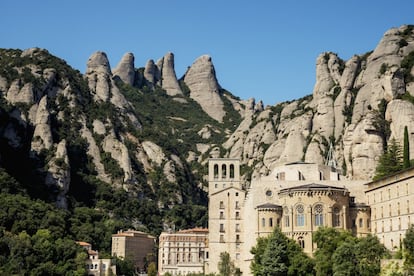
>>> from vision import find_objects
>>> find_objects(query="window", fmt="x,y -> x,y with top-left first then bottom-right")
284,207 -> 290,227
298,171 -> 305,180
222,164 -> 227,179
236,211 -> 240,219
298,237 -> 305,248
284,215 -> 290,227
220,211 -> 224,219
235,223 -> 240,232
236,234 -> 240,242
220,201 -> 224,209
230,164 -> 235,178
236,253 -> 240,260
262,218 -> 266,227
398,202 -> 400,215
214,164 -> 219,179
266,190 -> 272,197
314,204 -> 323,226
220,235 -> 224,243
359,218 -> 363,228
296,205 -> 305,226
269,218 -> 273,227
220,224 -> 225,232
235,201 -> 240,209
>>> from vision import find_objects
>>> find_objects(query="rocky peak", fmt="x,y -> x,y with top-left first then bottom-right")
113,52 -> 135,86
143,59 -> 159,87
184,55 -> 225,122
157,52 -> 183,96
85,51 -> 112,102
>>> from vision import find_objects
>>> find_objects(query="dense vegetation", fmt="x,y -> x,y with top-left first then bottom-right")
250,227 -> 387,276
0,48 -> 244,273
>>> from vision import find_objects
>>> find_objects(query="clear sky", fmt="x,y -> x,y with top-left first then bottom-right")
1,1 -> 413,106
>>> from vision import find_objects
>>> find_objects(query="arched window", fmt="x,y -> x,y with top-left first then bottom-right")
222,164 -> 227,179
333,206 -> 341,227
230,164 -> 235,179
296,205 -> 305,226
262,218 -> 266,227
284,207 -> 290,227
314,204 -> 323,226
269,218 -> 273,227
298,237 -> 305,248
214,164 -> 219,179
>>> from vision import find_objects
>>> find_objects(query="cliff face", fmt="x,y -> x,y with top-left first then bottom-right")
0,25 -> 413,209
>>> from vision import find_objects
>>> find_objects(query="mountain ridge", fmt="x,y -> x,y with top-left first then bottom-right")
0,24 -> 413,234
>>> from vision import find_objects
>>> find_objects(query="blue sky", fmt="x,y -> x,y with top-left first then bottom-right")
1,1 -> 413,106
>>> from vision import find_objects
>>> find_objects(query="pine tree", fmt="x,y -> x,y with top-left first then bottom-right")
404,126 -> 410,169
373,138 -> 403,180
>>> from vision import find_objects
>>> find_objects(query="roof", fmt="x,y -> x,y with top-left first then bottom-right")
177,227 -> 209,234
285,161 -> 315,166
256,203 -> 282,209
279,183 -> 348,193
76,241 -> 91,246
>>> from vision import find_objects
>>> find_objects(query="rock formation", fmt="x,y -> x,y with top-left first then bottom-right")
184,55 -> 225,122
113,52 -> 136,86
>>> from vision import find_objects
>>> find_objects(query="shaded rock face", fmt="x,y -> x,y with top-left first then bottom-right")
31,96 -> 53,154
45,140 -> 71,209
113,52 -> 135,86
184,55 -> 225,122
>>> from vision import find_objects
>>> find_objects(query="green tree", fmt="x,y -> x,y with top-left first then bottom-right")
261,228 -> 289,275
218,252 -> 235,276
250,227 -> 314,276
332,240 -> 358,276
147,262 -> 157,276
250,235 -> 271,275
313,227 -> 354,276
373,138 -> 403,180
404,224 -> 414,274
356,235 -> 387,276
115,256 -> 135,276
286,239 -> 315,276
404,126 -> 410,169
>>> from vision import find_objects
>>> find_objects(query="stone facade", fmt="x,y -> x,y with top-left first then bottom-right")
365,167 -> 414,251
111,230 -> 156,272
207,159 -> 369,275
158,228 -> 208,275
206,159 -> 245,274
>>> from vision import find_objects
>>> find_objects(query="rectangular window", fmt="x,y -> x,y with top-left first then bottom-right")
236,211 -> 240,220
220,235 -> 224,243
220,201 -> 224,209
284,215 -> 290,227
315,214 -> 323,226
296,214 -> 305,227
269,218 -> 273,227
235,223 -> 240,232
220,211 -> 224,219
220,224 -> 225,233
